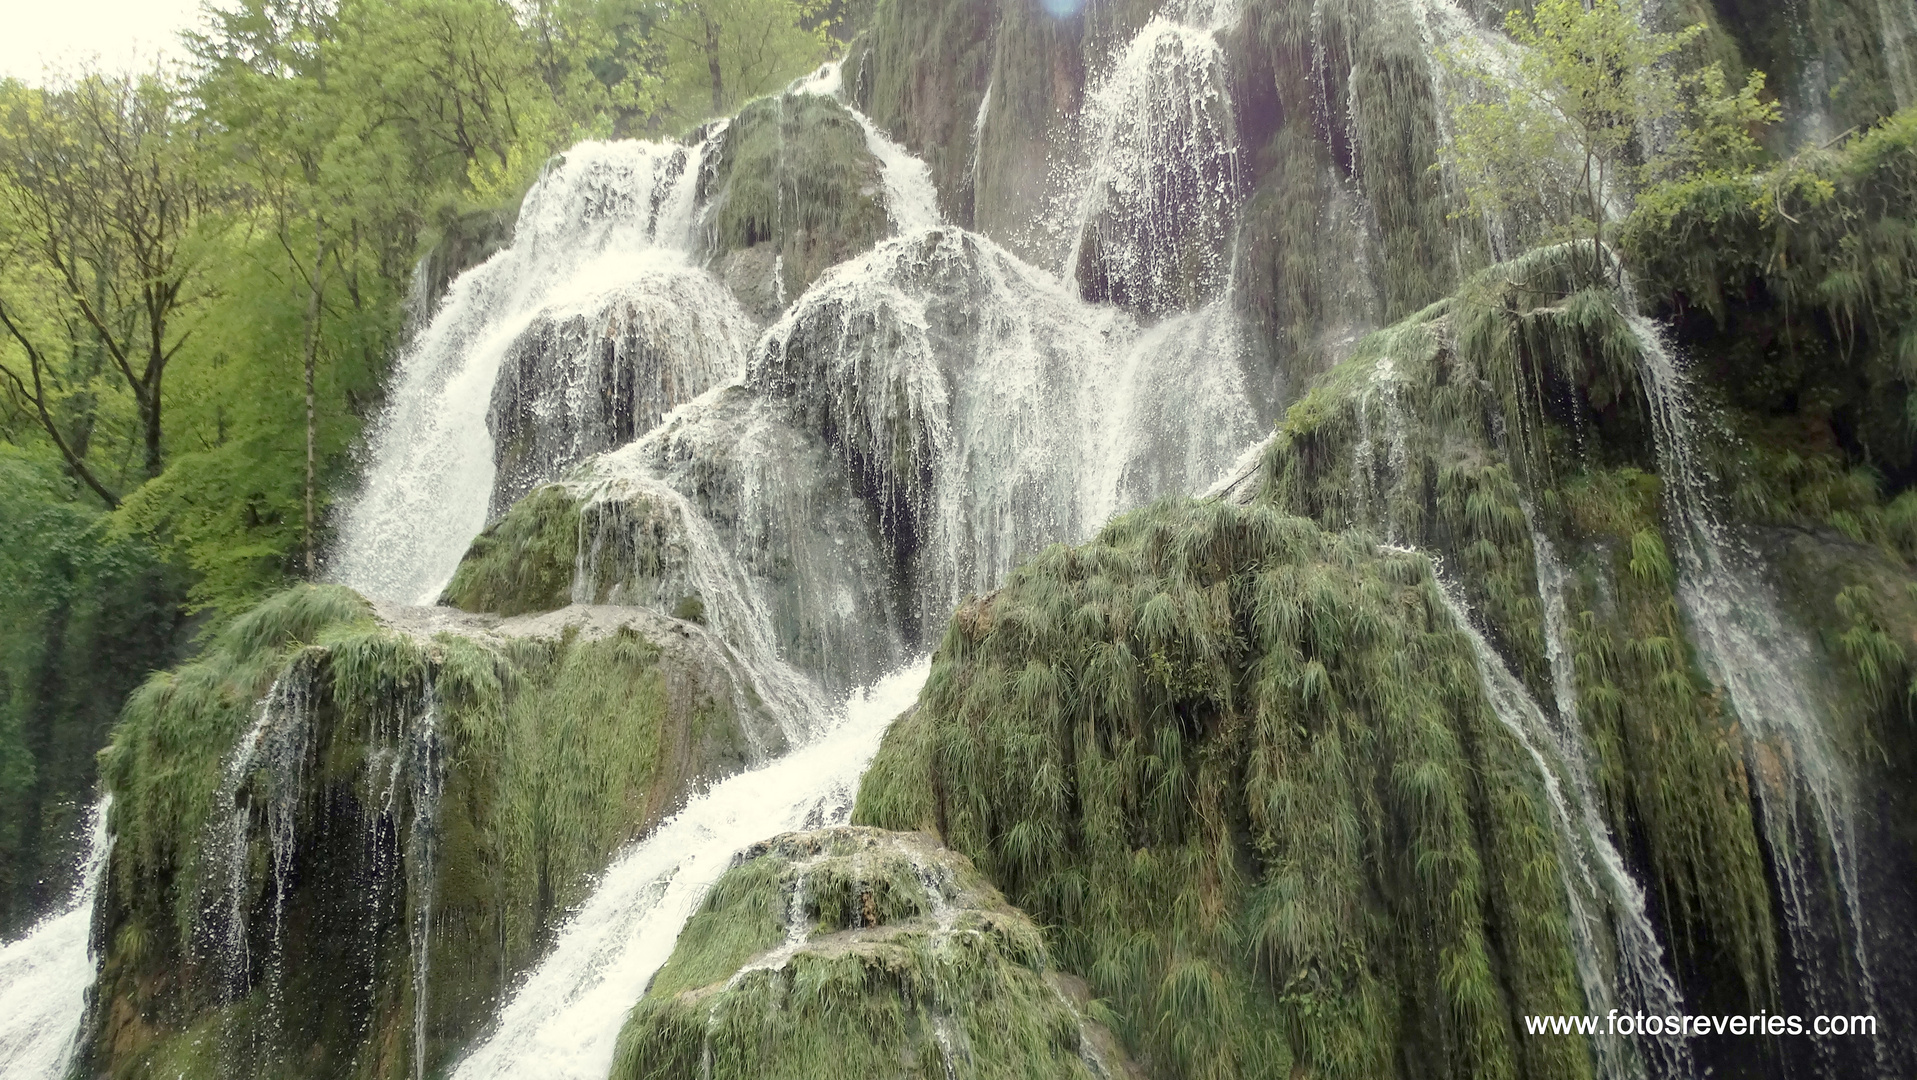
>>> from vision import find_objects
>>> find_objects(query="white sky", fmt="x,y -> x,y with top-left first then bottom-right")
1,0 -> 212,83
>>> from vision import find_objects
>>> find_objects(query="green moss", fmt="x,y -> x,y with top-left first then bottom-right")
851,704 -> 940,834
861,498 -> 1594,1080
93,588 -> 762,1080
701,92 -> 891,301
440,484 -> 581,616
1623,107 -> 1917,477
1255,246 -> 1784,1012
612,827 -> 1110,1080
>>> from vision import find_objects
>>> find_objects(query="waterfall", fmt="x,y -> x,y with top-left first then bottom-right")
334,136 -> 742,605
408,689 -> 446,1080
1433,573 -> 1693,1080
1630,315 -> 1885,1066
206,671 -> 313,1011
447,660 -> 928,1080
1055,3 -> 1243,314
571,462 -> 832,740
0,796 -> 113,1080
751,227 -> 1261,626
1349,346 -> 1693,1078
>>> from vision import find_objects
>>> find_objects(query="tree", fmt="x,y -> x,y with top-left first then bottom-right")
653,0 -> 829,124
0,72 -> 224,503
1440,0 -> 1779,283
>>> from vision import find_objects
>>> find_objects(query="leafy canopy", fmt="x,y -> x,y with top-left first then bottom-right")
1440,0 -> 1779,277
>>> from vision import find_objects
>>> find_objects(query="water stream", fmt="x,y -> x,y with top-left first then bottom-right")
1411,551 -> 1695,1080
1631,314 -> 1884,1067
334,137 -> 741,605
447,660 -> 929,1080
0,797 -> 113,1080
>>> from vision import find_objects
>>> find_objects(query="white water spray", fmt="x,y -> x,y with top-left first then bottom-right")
1055,5 -> 1243,314
1631,315 -> 1884,1065
1434,572 -> 1693,1080
334,138 -> 744,605
0,796 -> 114,1080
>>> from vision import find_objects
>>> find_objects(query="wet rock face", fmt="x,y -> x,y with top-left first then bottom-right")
698,92 -> 893,319
486,263 -> 756,519
610,826 -> 1135,1080
750,228 -> 1263,629
578,386 -> 910,697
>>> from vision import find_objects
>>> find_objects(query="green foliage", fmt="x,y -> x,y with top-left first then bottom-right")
1624,107 -> 1917,479
1556,470 -> 1776,1001
0,70 -> 229,501
612,827 -> 1105,1080
441,484 -> 583,615
1259,259 -> 1781,1010
652,0 -> 832,125
0,447 -> 183,934
852,705 -> 940,833
862,498 -> 1597,1080
1440,0 -> 1778,277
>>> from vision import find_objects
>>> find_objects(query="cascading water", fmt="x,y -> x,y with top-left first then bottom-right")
1631,314 -> 1885,1068
407,689 -> 446,1080
1052,0 -> 1244,314
750,228 -> 1260,629
793,63 -> 943,234
447,661 -> 929,1080
1432,570 -> 1694,1080
571,464 -> 832,739
206,670 -> 314,1013
429,17 -> 1268,1074
1353,344 -> 1696,1080
0,796 -> 113,1080
334,136 -> 747,605
187,8 -> 1296,1077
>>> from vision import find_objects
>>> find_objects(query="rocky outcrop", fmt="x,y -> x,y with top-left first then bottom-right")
88,586 -> 785,1080
697,92 -> 893,320
610,826 -> 1138,1080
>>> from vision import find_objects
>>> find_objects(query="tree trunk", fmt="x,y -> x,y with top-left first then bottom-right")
303,219 -> 326,577
143,371 -> 163,480
0,302 -> 120,508
703,13 -> 725,117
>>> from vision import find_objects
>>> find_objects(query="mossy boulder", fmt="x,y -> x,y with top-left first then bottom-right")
855,498 -> 1596,1080
444,383 -> 909,696
1253,221 -> 1917,1073
1622,107 -> 1917,487
699,92 -> 892,318
89,585 -> 783,1080
611,826 -> 1136,1080
441,484 -> 582,616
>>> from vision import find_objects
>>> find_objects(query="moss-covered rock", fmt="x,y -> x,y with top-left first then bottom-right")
843,0 -> 994,229
1251,210 -> 1917,1072
699,92 -> 892,318
440,484 -> 581,616
446,383 -> 908,696
90,585 -> 783,1080
611,826 -> 1135,1080
1623,107 -> 1917,489
855,498 -> 1596,1080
